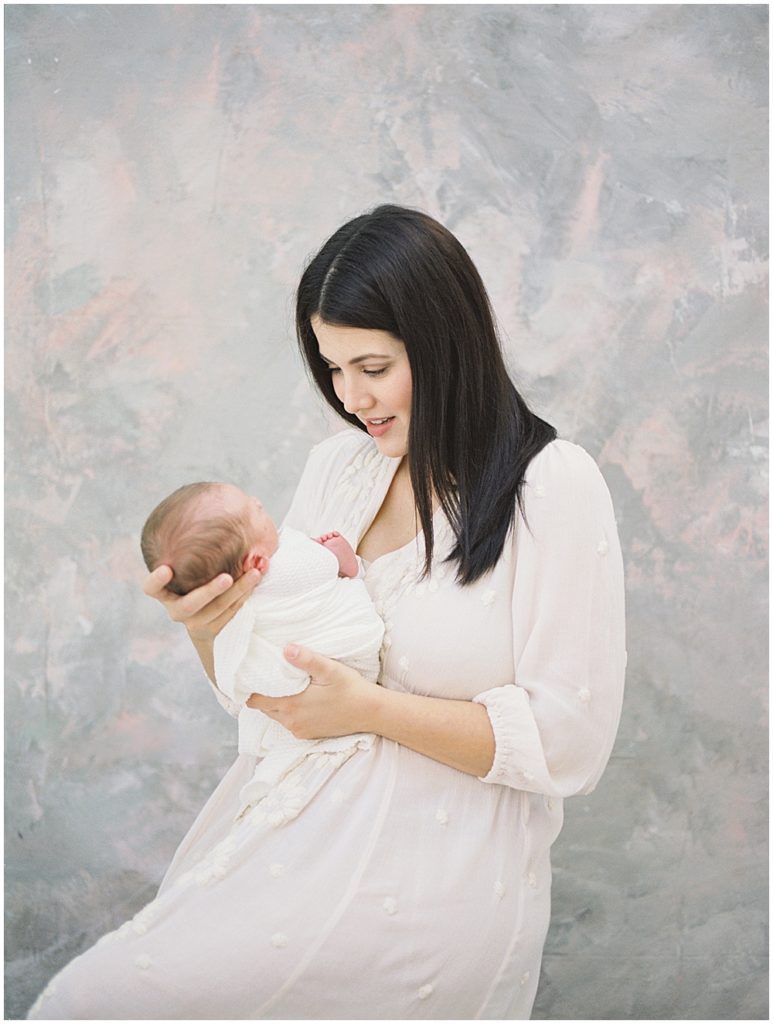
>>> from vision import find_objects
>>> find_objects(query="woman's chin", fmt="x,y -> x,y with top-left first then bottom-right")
373,435 -> 407,460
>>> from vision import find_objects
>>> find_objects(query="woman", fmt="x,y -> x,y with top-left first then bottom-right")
29,205 -> 626,1020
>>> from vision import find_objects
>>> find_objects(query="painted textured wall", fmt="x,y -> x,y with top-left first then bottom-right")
5,5 -> 767,1019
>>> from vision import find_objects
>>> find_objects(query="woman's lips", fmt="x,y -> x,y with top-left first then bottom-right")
364,416 -> 395,438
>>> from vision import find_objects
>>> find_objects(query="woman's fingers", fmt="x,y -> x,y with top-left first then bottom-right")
282,643 -> 337,683
245,692 -> 276,712
143,565 -> 261,629
143,564 -> 174,598
199,577 -> 260,634
183,569 -> 262,638
172,573 -> 236,623
254,647 -> 370,738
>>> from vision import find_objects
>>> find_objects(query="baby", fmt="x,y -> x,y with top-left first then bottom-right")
141,482 -> 384,817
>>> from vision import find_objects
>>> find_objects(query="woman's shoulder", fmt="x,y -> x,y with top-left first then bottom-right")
308,426 -> 375,462
522,437 -> 614,507
525,436 -> 599,474
283,426 -> 387,537
301,427 -> 379,484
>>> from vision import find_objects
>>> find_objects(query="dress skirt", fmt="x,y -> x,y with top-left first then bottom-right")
28,735 -> 560,1020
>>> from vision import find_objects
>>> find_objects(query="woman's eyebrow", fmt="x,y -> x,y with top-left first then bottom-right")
319,353 -> 391,366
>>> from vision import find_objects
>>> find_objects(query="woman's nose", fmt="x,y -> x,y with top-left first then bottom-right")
341,378 -> 374,416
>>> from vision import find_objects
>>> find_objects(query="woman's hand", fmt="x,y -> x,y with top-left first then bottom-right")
143,565 -> 263,683
143,566 -> 262,640
247,644 -> 496,777
245,645 -> 381,740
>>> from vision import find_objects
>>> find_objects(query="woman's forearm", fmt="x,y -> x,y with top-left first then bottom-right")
363,686 -> 496,778
189,633 -> 216,683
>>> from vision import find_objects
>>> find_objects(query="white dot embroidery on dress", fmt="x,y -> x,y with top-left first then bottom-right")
528,871 -> 538,889
534,484 -> 546,498
135,954 -> 152,970
494,880 -> 506,901
264,784 -> 307,828
382,897 -> 398,915
130,902 -> 158,936
269,863 -> 285,877
195,834 -> 237,886
196,859 -> 226,886
597,538 -> 609,556
245,807 -> 267,828
481,589 -> 496,607
418,984 -> 434,1000
520,971 -> 531,987
522,769 -> 535,783
39,979 -> 58,1004
578,687 -> 591,704
435,808 -> 449,825
398,659 -> 410,686
271,932 -> 289,948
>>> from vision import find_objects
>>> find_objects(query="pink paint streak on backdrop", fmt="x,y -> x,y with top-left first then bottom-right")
567,150 -> 610,254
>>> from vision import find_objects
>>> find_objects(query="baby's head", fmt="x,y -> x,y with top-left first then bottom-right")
141,482 -> 279,596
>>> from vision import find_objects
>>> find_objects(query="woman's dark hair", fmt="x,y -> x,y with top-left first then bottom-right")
296,204 -> 557,585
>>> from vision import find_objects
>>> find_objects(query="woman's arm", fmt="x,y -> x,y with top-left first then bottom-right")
245,644 -> 495,778
469,442 -> 627,798
362,684 -> 496,777
143,563 -> 262,682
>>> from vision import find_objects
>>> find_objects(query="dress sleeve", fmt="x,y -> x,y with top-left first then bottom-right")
280,430 -> 358,534
280,444 -> 322,535
472,441 -> 626,798
205,677 -> 241,719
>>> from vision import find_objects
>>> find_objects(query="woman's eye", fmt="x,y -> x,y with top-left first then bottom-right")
326,365 -> 386,377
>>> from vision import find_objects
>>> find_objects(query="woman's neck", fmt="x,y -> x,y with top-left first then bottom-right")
356,457 -> 438,563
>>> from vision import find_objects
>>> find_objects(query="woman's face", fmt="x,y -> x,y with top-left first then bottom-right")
311,315 -> 413,460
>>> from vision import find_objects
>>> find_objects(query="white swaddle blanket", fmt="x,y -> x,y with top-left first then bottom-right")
213,527 -> 384,816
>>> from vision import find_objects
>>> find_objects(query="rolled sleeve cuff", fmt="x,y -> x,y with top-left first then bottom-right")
472,685 -> 554,793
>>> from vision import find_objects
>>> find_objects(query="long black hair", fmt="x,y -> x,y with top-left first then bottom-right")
296,204 -> 557,585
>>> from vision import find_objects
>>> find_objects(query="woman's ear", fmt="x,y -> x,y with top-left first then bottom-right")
241,550 -> 270,575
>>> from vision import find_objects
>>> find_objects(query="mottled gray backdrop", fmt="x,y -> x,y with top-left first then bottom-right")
5,4 -> 768,1019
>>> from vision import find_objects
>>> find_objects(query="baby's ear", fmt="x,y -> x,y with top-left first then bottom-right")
241,551 -> 269,575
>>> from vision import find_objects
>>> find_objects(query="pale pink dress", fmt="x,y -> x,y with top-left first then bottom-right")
28,429 -> 626,1020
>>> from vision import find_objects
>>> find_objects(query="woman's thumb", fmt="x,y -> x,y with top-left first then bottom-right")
284,644 -> 335,682
284,643 -> 311,668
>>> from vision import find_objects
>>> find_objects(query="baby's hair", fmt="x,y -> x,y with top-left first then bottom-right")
141,482 -> 250,596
